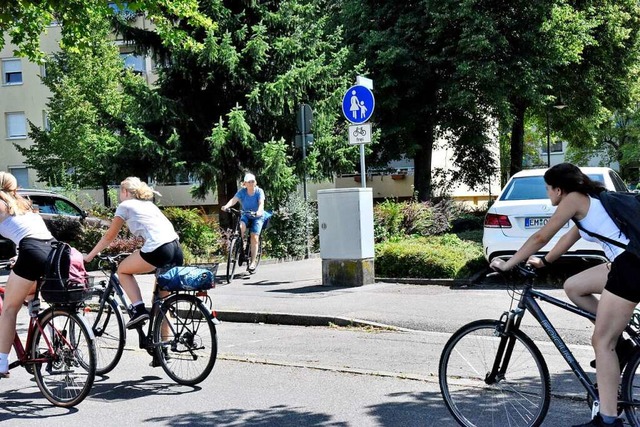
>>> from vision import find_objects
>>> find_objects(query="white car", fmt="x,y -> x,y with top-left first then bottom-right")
483,167 -> 628,262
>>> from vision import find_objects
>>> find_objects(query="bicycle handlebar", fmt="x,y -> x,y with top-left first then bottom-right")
224,207 -> 259,216
96,252 -> 131,269
488,263 -> 537,279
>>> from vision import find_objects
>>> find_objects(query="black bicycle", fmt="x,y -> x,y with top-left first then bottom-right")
225,208 -> 270,283
439,264 -> 640,427
81,253 -> 218,385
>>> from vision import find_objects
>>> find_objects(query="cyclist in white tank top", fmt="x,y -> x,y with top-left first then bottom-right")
490,163 -> 638,427
0,172 -> 56,378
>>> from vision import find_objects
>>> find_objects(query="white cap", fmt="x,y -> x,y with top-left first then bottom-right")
243,173 -> 256,182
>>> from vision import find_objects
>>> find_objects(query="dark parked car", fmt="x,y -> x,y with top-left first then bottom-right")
0,189 -> 107,260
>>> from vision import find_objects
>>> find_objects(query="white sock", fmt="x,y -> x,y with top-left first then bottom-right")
0,353 -> 9,373
131,300 -> 143,307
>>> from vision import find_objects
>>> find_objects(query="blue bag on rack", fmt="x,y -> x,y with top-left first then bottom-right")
157,266 -> 214,291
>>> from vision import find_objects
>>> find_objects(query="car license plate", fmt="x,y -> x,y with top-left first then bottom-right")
525,217 -> 550,228
524,217 -> 569,229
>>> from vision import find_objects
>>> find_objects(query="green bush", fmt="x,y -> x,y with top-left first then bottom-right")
375,234 -> 485,279
264,194 -> 317,259
163,207 -> 222,262
374,199 -> 404,242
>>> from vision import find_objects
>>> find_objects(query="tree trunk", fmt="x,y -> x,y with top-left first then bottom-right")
509,101 -> 527,178
217,176 -> 241,229
102,183 -> 110,208
413,128 -> 434,202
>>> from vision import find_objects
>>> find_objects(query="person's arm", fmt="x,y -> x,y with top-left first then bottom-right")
84,216 -> 125,262
527,226 -> 581,268
491,192 -> 582,271
256,191 -> 265,217
221,195 -> 240,212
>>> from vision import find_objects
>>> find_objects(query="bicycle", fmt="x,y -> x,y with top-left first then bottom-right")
81,253 -> 217,385
439,264 -> 640,427
224,208 -> 271,283
0,261 -> 96,407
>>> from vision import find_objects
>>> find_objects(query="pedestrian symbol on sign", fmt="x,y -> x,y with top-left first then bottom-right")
342,85 -> 375,124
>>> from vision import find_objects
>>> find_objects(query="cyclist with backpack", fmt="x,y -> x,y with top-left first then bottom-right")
0,172 -> 56,378
84,177 -> 183,329
490,163 -> 638,427
220,173 -> 267,273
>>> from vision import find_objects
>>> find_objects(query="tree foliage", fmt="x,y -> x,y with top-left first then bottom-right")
15,17 -> 165,203
0,1 -> 214,62
117,0 -> 357,206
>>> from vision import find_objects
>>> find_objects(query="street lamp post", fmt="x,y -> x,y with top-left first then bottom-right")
545,102 -> 567,167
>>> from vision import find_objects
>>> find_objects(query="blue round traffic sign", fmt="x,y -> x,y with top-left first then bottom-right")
342,85 -> 375,124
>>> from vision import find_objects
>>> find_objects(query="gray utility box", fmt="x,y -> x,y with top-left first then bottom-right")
317,188 -> 375,286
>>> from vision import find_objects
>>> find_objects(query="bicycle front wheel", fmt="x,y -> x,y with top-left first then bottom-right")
81,288 -> 126,375
439,319 -> 551,427
32,309 -> 96,407
226,237 -> 241,284
153,294 -> 217,385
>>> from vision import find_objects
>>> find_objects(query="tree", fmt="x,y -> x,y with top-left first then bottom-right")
116,0 -> 356,206
338,0 -> 640,198
0,1 -> 214,62
15,17 -> 166,205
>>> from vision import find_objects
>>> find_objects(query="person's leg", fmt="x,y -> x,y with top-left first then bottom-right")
118,251 -> 155,328
118,251 -> 155,304
0,273 -> 36,375
564,262 -> 609,315
249,232 -> 259,267
248,217 -> 265,270
591,290 -> 635,419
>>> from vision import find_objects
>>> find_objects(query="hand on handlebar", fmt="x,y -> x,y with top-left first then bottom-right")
489,258 -> 508,272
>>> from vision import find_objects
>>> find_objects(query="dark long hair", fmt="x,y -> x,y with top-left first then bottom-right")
544,163 -> 605,196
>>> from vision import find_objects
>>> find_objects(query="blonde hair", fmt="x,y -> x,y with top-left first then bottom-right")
0,172 -> 32,215
120,177 -> 161,201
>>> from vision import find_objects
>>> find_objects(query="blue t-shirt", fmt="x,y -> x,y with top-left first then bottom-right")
234,187 -> 265,213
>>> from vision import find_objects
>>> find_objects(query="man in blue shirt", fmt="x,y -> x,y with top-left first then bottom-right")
221,173 -> 268,272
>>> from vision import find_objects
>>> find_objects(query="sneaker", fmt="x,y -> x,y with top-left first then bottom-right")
149,347 -> 171,368
247,262 -> 257,273
126,304 -> 150,329
590,337 -> 635,369
572,414 -> 623,427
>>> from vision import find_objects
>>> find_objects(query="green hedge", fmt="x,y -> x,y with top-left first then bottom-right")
375,234 -> 485,279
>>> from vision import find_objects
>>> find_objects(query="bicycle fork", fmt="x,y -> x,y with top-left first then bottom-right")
485,309 -> 524,384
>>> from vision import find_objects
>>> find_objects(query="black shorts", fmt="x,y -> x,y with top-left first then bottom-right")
13,238 -> 57,281
606,251 -> 640,303
140,239 -> 183,268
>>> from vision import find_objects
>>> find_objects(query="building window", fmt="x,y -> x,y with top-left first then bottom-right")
9,167 -> 28,188
550,141 -> 563,153
43,111 -> 51,131
6,112 -> 27,139
2,59 -> 23,85
120,53 -> 146,74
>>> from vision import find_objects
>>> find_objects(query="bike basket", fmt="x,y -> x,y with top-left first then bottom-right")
156,265 -> 217,291
40,275 -> 93,304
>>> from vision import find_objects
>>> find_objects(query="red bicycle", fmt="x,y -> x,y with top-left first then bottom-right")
0,262 -> 96,407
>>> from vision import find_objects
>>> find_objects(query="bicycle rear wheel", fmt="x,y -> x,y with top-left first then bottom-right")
153,294 -> 217,385
621,348 -> 640,425
81,288 -> 126,375
32,308 -> 96,407
226,236 -> 241,284
439,319 -> 551,427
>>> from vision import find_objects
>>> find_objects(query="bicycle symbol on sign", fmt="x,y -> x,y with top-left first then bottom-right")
352,126 -> 367,137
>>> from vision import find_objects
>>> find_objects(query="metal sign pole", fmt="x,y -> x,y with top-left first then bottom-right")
360,144 -> 366,188
299,104 -> 310,259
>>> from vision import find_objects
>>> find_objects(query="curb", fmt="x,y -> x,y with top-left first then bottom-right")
215,310 -> 413,332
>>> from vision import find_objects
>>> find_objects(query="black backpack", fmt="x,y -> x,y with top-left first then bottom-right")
41,241 -> 88,304
573,191 -> 640,258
